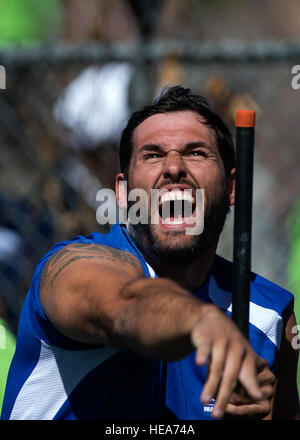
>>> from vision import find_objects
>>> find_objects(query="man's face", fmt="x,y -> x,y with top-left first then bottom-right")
116,110 -> 235,263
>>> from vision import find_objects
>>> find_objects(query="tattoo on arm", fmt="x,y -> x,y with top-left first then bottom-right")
43,243 -> 141,286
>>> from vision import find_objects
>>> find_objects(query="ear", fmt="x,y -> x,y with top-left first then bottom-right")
115,173 -> 128,209
229,168 -> 235,206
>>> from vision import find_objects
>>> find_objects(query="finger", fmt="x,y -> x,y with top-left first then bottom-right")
200,340 -> 228,404
257,367 -> 276,387
229,383 -> 273,405
225,401 -> 271,419
195,345 -> 211,366
255,356 -> 268,372
260,384 -> 274,400
210,342 -> 244,418
193,332 -> 212,366
238,352 -> 264,401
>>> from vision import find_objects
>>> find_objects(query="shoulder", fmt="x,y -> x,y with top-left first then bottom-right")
36,223 -> 146,281
21,224 -> 146,349
41,224 -> 151,283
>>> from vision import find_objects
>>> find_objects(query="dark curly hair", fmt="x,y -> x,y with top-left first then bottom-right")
119,85 -> 235,180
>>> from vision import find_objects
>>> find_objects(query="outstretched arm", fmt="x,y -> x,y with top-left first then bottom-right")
40,242 -> 263,419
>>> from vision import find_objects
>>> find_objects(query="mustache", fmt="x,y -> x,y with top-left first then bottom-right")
155,179 -> 199,191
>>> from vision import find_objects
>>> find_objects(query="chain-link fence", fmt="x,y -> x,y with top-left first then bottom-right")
0,40 -> 300,334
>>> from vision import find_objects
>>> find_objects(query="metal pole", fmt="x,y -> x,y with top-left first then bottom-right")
232,110 -> 256,339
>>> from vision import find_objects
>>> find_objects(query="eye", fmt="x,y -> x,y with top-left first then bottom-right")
145,153 -> 162,159
189,150 -> 207,157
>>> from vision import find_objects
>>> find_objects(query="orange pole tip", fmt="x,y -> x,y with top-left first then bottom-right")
236,110 -> 256,128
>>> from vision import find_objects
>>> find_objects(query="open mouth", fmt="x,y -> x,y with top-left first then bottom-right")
158,189 -> 196,225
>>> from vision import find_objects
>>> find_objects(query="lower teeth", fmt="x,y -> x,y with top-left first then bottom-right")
163,217 -> 184,225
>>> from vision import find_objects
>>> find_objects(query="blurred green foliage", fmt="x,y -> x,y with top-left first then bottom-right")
0,0 -> 62,47
287,199 -> 300,390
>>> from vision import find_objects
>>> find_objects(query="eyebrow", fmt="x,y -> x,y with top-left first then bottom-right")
138,144 -> 163,153
138,141 -> 214,154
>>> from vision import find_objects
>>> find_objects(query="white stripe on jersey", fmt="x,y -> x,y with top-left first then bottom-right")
146,263 -> 156,279
208,276 -> 283,348
10,342 -> 120,420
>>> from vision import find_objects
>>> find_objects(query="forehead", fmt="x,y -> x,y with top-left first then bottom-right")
132,110 -> 217,152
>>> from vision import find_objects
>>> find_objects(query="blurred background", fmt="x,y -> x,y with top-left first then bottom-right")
0,0 -> 299,400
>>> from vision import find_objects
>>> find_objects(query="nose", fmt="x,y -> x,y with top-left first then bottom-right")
162,151 -> 187,181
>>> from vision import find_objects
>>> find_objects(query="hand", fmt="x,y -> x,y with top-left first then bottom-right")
224,356 -> 276,419
191,304 -> 263,419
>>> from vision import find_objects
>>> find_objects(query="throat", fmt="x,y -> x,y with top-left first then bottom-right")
146,245 -> 217,291
126,222 -> 217,290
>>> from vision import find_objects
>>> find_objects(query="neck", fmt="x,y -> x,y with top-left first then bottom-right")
125,223 -> 218,291
143,244 -> 217,291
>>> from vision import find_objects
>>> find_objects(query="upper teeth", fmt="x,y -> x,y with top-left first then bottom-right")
159,190 -> 195,205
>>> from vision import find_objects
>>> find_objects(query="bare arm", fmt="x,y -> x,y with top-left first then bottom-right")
40,242 -> 263,418
40,243 -> 209,356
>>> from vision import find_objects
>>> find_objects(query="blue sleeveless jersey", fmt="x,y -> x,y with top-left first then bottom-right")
1,223 -> 294,420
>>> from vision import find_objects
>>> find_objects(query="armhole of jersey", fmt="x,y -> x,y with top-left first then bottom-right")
117,225 -> 157,279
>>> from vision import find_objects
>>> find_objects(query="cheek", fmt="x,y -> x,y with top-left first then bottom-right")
199,169 -> 227,203
128,162 -> 160,190
190,161 -> 224,187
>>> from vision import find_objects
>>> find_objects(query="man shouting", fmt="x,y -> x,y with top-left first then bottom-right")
2,86 -> 299,420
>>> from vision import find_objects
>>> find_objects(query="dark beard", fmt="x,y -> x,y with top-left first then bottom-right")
128,183 -> 230,266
